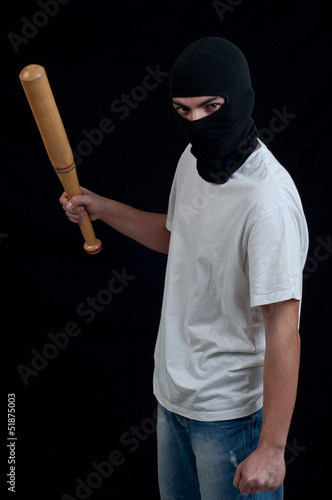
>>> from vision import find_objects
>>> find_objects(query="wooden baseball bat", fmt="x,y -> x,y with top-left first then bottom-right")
19,64 -> 102,255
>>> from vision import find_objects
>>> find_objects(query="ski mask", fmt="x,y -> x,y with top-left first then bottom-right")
170,37 -> 258,184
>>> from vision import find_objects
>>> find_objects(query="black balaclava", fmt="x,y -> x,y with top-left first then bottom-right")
170,37 -> 258,184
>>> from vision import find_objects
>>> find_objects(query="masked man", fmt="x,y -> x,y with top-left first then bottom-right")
61,37 -> 308,499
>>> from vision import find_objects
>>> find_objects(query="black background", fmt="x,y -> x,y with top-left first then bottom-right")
1,1 -> 331,499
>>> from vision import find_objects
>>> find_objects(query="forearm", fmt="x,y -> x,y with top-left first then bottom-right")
61,188 -> 170,254
99,198 -> 170,254
233,300 -> 300,494
258,316 -> 301,451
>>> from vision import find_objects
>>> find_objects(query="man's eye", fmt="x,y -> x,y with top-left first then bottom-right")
176,106 -> 189,114
206,103 -> 221,111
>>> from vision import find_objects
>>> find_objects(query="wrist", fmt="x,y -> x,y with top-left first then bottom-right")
257,435 -> 286,454
98,196 -> 115,223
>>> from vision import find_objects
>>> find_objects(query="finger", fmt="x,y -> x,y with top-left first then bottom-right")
239,480 -> 252,496
66,194 -> 91,210
236,469 -> 253,496
65,204 -> 86,215
233,466 -> 242,488
239,477 -> 267,496
59,191 -> 69,205
67,210 -> 87,223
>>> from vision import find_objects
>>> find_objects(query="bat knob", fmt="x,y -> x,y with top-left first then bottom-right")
84,239 -> 102,255
19,64 -> 45,82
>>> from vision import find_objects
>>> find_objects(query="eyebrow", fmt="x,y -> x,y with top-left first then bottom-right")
172,96 -> 222,108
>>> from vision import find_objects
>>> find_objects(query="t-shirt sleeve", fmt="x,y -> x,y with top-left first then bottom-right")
247,205 -> 305,307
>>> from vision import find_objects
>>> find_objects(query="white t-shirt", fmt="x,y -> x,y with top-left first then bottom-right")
153,140 -> 309,421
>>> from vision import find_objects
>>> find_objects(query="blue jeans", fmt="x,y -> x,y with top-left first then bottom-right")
157,404 -> 283,500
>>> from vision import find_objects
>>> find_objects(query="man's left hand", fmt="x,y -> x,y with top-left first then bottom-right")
233,446 -> 286,495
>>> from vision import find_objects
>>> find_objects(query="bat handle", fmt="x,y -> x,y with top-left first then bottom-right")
56,164 -> 102,254
79,218 -> 102,254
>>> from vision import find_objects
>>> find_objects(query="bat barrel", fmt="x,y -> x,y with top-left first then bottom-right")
19,64 -> 73,169
19,64 -> 102,255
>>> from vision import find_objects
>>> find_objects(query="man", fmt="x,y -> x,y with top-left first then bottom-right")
61,37 -> 308,499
